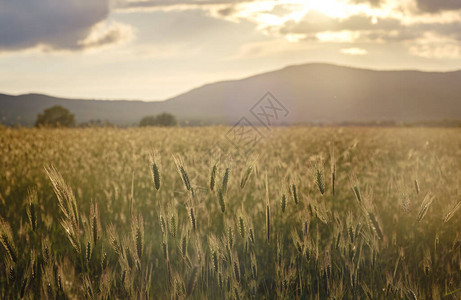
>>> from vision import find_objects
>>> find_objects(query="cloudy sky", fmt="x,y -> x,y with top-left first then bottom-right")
1,0 -> 461,100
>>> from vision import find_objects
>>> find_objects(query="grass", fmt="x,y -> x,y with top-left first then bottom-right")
0,126 -> 460,299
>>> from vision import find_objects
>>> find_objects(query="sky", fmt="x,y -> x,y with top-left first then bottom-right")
1,0 -> 461,100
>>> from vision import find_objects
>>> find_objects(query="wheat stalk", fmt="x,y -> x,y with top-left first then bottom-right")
45,166 -> 81,253
281,194 -> 287,213
443,198 -> 461,223
291,184 -> 298,205
417,193 -> 434,222
265,173 -> 270,244
218,189 -> 226,213
240,165 -> 253,189
26,187 -> 38,232
150,153 -> 161,190
210,163 -> 217,191
222,167 -> 230,194
186,266 -> 199,296
0,217 -> 17,263
173,155 -> 192,192
315,167 -> 325,195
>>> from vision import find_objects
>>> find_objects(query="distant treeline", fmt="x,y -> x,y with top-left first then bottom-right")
1,104 -> 461,128
2,120 -> 461,128
291,120 -> 461,128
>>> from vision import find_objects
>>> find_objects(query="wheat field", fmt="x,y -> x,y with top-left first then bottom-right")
0,126 -> 460,299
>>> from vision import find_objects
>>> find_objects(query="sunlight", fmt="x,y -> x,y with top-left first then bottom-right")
316,30 -> 361,42
304,0 -> 356,19
234,0 -> 370,29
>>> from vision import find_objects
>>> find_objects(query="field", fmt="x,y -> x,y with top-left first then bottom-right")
0,126 -> 461,299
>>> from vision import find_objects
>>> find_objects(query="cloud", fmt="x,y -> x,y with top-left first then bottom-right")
340,47 -> 368,55
0,0 -> 131,52
78,21 -> 134,49
408,32 -> 461,58
347,0 -> 461,13
279,11 -> 403,36
270,6 -> 461,47
114,0 -> 461,51
316,31 -> 361,43
415,0 -> 461,13
285,33 -> 307,43
114,0 -> 247,12
231,38 -> 314,58
3,0 -> 461,59
348,0 -> 383,7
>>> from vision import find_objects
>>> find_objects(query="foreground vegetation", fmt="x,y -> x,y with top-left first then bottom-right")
0,127 -> 460,299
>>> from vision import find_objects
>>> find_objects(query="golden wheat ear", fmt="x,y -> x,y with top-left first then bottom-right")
173,154 -> 192,192
443,198 -> 461,224
45,166 -> 81,254
26,187 -> 38,232
315,167 -> 325,195
240,164 -> 253,189
0,217 -> 17,263
149,151 -> 161,190
210,163 -> 217,191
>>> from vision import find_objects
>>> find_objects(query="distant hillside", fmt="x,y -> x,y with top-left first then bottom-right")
1,63 -> 461,126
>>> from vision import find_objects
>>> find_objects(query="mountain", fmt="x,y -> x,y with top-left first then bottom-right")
1,63 -> 461,126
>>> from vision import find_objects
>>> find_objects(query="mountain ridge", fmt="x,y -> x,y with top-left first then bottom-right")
1,63 -> 461,126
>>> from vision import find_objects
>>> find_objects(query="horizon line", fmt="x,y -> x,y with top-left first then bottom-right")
1,61 -> 460,102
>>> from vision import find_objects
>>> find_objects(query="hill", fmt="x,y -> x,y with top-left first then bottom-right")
1,63 -> 461,126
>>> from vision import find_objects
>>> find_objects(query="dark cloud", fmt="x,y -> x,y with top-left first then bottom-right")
348,0 -> 383,7
116,0 -> 249,10
216,6 -> 236,17
0,0 -> 126,51
416,0 -> 461,13
348,0 -> 461,13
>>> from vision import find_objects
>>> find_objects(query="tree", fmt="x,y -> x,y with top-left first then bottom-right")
139,113 -> 177,127
155,113 -> 177,126
35,106 -> 76,127
139,115 -> 157,127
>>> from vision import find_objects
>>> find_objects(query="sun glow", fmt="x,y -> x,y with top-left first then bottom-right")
231,0 -> 372,33
302,0 -> 359,19
317,30 -> 361,43
240,0 -> 362,20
